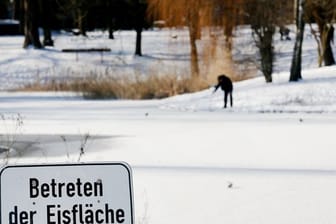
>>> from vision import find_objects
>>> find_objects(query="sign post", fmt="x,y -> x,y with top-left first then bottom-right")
0,163 -> 134,224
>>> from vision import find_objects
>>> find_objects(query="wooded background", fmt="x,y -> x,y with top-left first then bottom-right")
0,0 -> 335,83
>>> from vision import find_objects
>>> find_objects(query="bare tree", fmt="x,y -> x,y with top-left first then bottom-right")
75,0 -> 89,36
105,0 -> 116,39
147,0 -> 239,78
147,0 -> 202,77
133,0 -> 147,56
13,0 -> 24,33
290,0 -> 305,81
23,0 -> 42,49
40,0 -> 54,46
244,0 -> 288,83
57,0 -> 91,36
205,0 -> 241,50
305,0 -> 336,66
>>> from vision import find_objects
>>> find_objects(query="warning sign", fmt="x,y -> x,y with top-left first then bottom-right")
0,163 -> 134,224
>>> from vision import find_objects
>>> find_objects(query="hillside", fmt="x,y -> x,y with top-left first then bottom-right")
163,65 -> 336,113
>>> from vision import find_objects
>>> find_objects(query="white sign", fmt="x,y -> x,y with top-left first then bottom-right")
0,163 -> 134,224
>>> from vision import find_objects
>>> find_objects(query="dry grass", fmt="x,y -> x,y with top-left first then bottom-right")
79,74 -> 209,99
21,80 -> 77,92
21,73 -> 209,100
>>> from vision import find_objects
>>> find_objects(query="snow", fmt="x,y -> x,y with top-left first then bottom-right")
0,27 -> 336,224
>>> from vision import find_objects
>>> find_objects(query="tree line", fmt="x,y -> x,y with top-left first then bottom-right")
1,0 -> 149,54
1,0 -> 336,83
148,0 -> 336,82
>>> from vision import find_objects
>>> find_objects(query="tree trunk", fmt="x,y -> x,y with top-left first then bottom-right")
189,34 -> 199,77
14,0 -> 24,33
290,0 -> 305,82
109,26 -> 115,39
224,21 -> 234,50
322,25 -> 335,66
134,0 -> 146,56
107,0 -> 114,39
188,10 -> 200,77
40,0 -> 54,46
23,0 -> 42,49
254,26 -> 274,83
77,8 -> 86,36
43,29 -> 53,46
260,35 -> 273,83
135,28 -> 142,56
